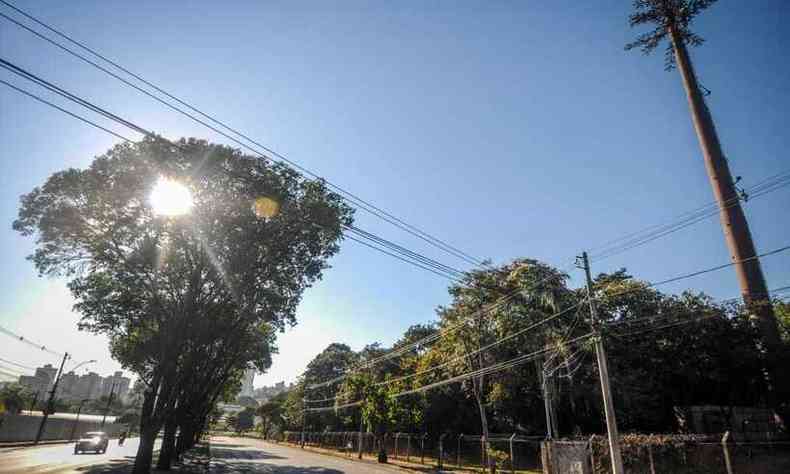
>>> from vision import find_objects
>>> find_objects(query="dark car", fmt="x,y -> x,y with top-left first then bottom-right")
74,431 -> 109,454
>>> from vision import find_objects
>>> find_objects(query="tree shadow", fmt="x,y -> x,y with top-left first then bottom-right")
210,461 -> 345,474
211,447 -> 286,461
74,455 -> 137,473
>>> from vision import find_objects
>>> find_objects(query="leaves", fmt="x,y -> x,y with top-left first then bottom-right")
625,0 -> 718,70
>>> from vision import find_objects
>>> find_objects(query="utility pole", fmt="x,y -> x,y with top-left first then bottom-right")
35,352 -> 68,444
30,390 -> 40,412
358,408 -> 364,459
69,399 -> 89,441
579,253 -> 624,474
668,25 -> 778,347
541,367 -> 555,440
101,382 -> 116,428
301,399 -> 307,449
626,0 -> 780,399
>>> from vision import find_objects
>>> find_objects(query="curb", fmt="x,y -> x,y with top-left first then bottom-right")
0,439 -> 74,452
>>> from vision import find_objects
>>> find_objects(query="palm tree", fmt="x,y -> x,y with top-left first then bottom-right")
625,0 -> 781,394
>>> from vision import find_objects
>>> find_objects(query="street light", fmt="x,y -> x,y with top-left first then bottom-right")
69,359 -> 97,373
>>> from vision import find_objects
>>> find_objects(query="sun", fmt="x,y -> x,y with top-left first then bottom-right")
149,177 -> 193,216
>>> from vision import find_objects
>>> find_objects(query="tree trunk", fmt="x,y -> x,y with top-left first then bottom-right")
669,24 -> 781,403
133,425 -> 159,474
473,377 -> 494,473
156,416 -> 178,470
132,378 -> 160,474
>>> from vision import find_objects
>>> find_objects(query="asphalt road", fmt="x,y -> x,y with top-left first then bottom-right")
210,436 -> 407,473
0,437 -> 160,473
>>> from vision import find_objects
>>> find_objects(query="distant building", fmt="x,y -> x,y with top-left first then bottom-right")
75,372 -> 103,400
239,369 -> 256,399
18,375 -> 48,394
17,364 -> 133,402
58,371 -> 79,399
101,371 -> 131,400
252,381 -> 292,403
34,364 -> 58,389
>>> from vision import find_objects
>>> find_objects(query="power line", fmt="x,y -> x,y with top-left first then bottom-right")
345,225 -> 467,278
343,233 -> 460,281
0,2 -> 486,268
0,325 -> 63,357
645,244 -> 790,288
0,79 -> 135,142
0,59 -> 468,282
305,334 -> 595,411
590,171 -> 790,262
374,301 -> 585,388
306,247 -> 790,401
0,364 -> 25,374
305,263 -> 577,390
0,369 -> 22,380
0,356 -> 36,371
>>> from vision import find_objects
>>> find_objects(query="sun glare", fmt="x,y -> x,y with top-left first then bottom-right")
150,178 -> 193,216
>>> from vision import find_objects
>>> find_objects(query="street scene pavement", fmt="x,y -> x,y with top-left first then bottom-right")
0,438 -> 160,473
210,436 -> 406,474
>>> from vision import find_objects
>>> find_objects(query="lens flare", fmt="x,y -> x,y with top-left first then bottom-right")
150,178 -> 193,216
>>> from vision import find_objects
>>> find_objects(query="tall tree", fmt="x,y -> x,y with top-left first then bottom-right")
428,259 -> 571,470
625,0 -> 781,399
14,137 -> 353,472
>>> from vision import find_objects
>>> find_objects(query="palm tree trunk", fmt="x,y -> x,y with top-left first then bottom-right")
668,24 -> 780,400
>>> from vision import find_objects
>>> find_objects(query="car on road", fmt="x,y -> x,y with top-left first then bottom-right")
74,431 -> 109,454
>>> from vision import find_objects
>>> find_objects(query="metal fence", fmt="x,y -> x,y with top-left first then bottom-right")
282,430 -> 790,473
282,431 -> 543,472
589,432 -> 790,474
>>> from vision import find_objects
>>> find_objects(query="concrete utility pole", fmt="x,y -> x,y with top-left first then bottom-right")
668,24 -> 779,351
69,399 -> 89,441
301,400 -> 307,449
579,253 -> 624,474
35,352 -> 68,444
101,382 -> 117,427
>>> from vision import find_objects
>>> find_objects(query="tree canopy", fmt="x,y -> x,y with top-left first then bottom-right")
14,136 -> 353,472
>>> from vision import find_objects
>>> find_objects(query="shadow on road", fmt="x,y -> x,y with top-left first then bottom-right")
212,447 -> 286,461
74,455 -> 136,473
210,460 -> 344,474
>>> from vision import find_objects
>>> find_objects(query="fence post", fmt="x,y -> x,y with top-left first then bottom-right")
407,434 -> 412,462
589,435 -> 596,474
395,433 -> 400,459
647,435 -> 656,474
458,434 -> 463,468
510,433 -> 517,474
722,431 -> 734,474
439,433 -> 446,470
421,433 -> 427,464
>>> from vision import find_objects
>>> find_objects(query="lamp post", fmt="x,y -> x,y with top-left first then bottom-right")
69,399 -> 90,441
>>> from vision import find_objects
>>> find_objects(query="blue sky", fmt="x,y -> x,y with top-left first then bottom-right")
1,0 -> 788,387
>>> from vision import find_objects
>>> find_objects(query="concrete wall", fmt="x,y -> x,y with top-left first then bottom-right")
0,413 -> 126,443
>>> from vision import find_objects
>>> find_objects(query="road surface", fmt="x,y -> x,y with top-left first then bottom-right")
0,437 -> 160,473
211,436 -> 407,473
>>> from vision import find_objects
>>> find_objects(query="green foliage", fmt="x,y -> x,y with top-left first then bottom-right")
0,384 -> 32,414
775,300 -> 790,344
235,407 -> 256,433
288,258 -> 776,440
13,137 -> 353,471
486,447 -> 509,469
256,401 -> 283,439
625,0 -> 718,70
